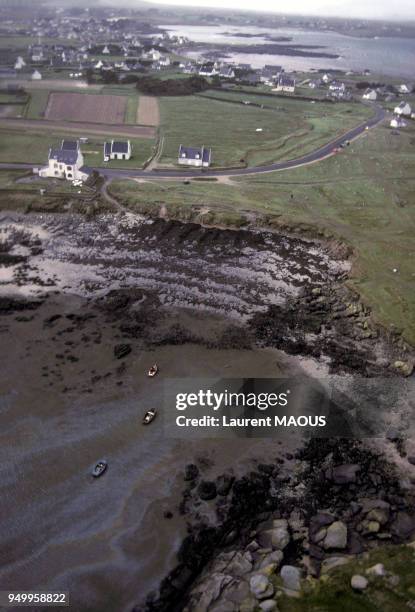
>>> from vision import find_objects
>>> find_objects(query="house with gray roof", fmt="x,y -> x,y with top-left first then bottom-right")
178,145 -> 211,168
38,140 -> 87,181
104,140 -> 132,161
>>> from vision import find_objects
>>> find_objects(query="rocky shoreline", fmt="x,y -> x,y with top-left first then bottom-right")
136,438 -> 415,612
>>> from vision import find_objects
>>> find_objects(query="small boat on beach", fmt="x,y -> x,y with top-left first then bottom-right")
92,460 -> 108,478
143,409 -> 157,425
148,364 -> 158,378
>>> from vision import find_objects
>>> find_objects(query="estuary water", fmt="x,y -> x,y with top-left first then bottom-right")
162,24 -> 415,78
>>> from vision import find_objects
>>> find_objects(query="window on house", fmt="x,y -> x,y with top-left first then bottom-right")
67,166 -> 72,171
54,163 -> 58,168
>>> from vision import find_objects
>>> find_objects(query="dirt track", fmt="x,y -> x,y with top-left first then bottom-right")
137,96 -> 160,126
0,118 -> 156,139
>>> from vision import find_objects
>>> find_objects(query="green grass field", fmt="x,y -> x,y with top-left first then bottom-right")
109,119 -> 415,344
158,91 -> 372,168
0,129 -> 154,169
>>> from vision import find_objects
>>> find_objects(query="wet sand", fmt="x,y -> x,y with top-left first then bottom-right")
1,212 -> 339,610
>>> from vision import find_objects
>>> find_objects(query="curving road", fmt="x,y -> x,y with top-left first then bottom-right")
0,105 -> 386,181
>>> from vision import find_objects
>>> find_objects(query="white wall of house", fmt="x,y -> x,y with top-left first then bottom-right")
39,151 -> 87,181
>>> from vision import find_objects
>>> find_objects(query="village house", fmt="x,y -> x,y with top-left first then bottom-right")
398,83 -> 412,94
39,140 -> 87,181
219,65 -> 235,79
390,116 -> 407,129
260,65 -> 282,85
329,80 -> 346,94
31,45 -> 44,62
14,56 -> 26,70
274,75 -> 296,93
104,140 -> 132,162
32,69 -> 42,80
309,78 -> 323,89
394,101 -> 412,116
178,145 -> 212,168
182,62 -> 197,74
362,88 -> 377,101
198,64 -> 218,77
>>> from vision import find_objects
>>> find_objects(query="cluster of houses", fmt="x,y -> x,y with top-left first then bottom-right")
181,60 -> 296,91
390,101 -> 413,129
37,138 -> 212,183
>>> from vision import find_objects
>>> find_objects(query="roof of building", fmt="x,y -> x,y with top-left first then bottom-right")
178,145 -> 211,163
61,140 -> 79,151
49,148 -> 78,165
111,141 -> 130,153
278,75 -> 295,86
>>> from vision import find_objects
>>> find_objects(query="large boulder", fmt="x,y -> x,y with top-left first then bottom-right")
249,574 -> 274,600
329,464 -> 360,484
323,521 -> 348,550
280,565 -> 301,593
197,480 -> 217,501
184,463 -> 199,481
391,512 -> 415,539
351,575 -> 368,591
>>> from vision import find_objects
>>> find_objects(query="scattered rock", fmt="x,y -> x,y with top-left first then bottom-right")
184,464 -> 199,481
351,575 -> 368,591
197,480 -> 217,501
113,343 -> 131,359
249,574 -> 274,600
366,563 -> 386,577
328,464 -> 360,484
323,521 -> 348,550
216,474 -> 235,496
393,360 -> 414,377
280,565 -> 301,593
259,600 -> 278,611
321,556 -> 351,573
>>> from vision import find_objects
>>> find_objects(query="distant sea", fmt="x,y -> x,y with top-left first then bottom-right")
162,24 -> 415,78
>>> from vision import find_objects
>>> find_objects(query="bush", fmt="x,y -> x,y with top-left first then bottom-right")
135,75 -> 212,96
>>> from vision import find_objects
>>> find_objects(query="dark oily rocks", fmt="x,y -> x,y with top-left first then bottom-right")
216,473 -> 235,496
391,512 -> 415,540
184,463 -> 199,481
113,343 -> 131,359
197,480 -> 217,501
327,464 -> 360,484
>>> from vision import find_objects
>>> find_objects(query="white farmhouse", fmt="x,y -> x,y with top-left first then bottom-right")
32,70 -> 42,80
178,145 -> 211,167
398,84 -> 411,94
362,88 -> 377,101
390,116 -> 407,129
14,56 -> 26,70
104,140 -> 132,161
273,75 -> 296,93
394,101 -> 412,116
39,140 -> 88,181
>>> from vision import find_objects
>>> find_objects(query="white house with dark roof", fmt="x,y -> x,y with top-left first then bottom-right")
390,116 -> 407,129
39,140 -> 87,181
274,75 -> 296,93
394,101 -> 412,116
104,140 -> 132,161
362,88 -> 377,101
178,145 -> 211,168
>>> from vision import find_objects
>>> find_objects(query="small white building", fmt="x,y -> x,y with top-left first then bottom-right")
158,55 -> 171,67
398,84 -> 411,94
104,140 -> 132,161
178,145 -> 211,168
32,70 -> 42,80
31,45 -> 44,62
39,140 -> 87,181
102,45 -> 110,55
273,75 -> 296,93
198,64 -> 218,77
394,101 -> 412,116
14,56 -> 26,70
362,88 -> 377,101
390,116 -> 407,129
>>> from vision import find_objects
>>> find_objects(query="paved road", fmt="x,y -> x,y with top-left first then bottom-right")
0,105 -> 386,180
